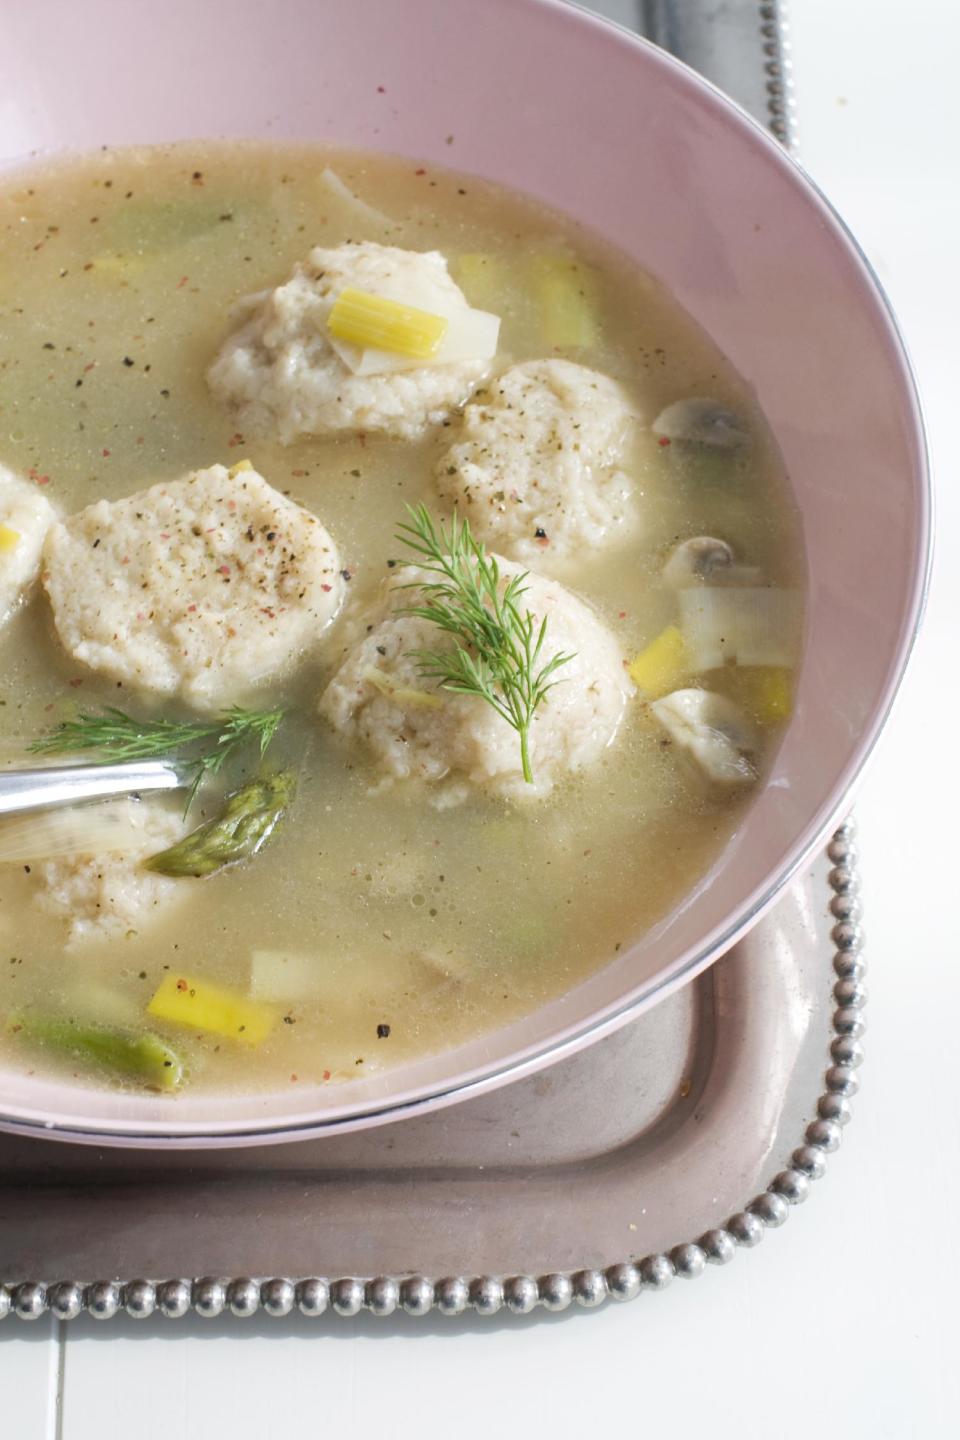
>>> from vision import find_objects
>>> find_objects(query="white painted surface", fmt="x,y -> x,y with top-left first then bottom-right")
1,1 -> 957,1432
0,1315 -> 60,1439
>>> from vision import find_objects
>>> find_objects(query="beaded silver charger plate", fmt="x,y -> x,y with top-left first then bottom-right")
0,0 -> 815,1326
0,825 -> 864,1322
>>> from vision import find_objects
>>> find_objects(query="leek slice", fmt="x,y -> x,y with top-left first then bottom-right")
679,588 -> 802,671
0,799 -> 162,864
317,167 -> 395,232
723,666 -> 793,725
249,947 -> 467,1008
148,973 -> 277,1047
327,287 -> 448,358
250,949 -> 319,1003
454,252 -> 506,308
96,198 -> 250,259
362,666 -> 444,709
530,250 -> 598,348
328,303 -> 499,375
628,626 -> 689,698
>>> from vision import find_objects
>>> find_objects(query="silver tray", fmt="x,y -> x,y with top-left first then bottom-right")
0,0 -> 826,1324
0,825 -> 865,1320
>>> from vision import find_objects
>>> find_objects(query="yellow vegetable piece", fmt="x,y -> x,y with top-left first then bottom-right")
726,666 -> 793,725
363,666 -> 444,709
530,251 -> 598,348
454,253 -> 505,308
327,287 -> 448,359
228,459 -> 254,477
0,524 -> 21,553
628,625 -> 689,699
391,687 -> 444,710
147,972 -> 278,1047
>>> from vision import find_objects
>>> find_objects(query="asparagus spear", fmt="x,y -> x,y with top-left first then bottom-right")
5,1011 -> 184,1092
145,771 -> 296,878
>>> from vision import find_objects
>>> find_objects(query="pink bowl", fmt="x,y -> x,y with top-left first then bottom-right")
0,0 -> 929,1146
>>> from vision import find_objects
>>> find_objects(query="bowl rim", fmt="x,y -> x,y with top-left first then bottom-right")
0,0 -> 932,1148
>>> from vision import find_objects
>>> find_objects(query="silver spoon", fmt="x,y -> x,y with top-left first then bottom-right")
0,759 -> 194,818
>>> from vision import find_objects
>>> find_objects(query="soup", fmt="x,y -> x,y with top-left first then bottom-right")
0,142 -> 802,1098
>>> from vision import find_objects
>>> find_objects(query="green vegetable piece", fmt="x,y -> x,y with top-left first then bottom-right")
5,1011 -> 184,1092
145,771 -> 296,878
394,505 -> 575,786
98,199 -> 247,257
29,704 -> 285,816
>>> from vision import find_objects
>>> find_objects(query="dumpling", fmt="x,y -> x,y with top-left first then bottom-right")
34,802 -> 191,945
207,241 -> 492,443
435,359 -> 637,563
42,462 -> 343,709
320,555 -> 633,801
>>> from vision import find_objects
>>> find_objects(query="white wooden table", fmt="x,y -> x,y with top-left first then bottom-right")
2,2 -> 957,1433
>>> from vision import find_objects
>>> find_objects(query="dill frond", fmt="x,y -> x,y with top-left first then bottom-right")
394,505 -> 574,784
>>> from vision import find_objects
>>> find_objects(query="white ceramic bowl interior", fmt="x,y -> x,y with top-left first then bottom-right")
0,0 -> 929,1145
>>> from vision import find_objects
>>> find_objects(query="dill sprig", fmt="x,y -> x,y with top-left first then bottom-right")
29,705 -> 285,812
394,505 -> 574,784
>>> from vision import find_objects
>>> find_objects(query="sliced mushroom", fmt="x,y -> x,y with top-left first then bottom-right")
651,688 -> 757,786
652,397 -> 750,450
663,536 -> 733,587
663,536 -> 762,589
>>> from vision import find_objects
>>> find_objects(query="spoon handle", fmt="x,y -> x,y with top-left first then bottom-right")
0,760 -> 191,817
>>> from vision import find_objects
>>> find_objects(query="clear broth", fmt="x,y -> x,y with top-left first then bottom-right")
0,143 -> 802,1096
